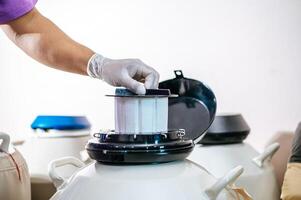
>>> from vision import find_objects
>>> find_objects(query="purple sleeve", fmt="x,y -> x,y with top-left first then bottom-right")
0,0 -> 38,24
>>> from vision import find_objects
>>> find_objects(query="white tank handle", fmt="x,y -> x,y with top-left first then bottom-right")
252,143 -> 280,168
80,150 -> 92,163
48,156 -> 85,189
0,132 -> 10,152
203,165 -> 244,199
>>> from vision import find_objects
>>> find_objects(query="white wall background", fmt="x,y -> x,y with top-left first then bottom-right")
1,0 -> 301,149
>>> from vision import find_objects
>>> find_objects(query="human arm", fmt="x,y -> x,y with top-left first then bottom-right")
1,8 -> 159,94
2,8 -> 93,75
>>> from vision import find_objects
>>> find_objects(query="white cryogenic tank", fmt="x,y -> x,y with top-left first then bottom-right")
48,157 -> 248,200
15,116 -> 92,200
188,114 -> 280,200
48,87 -> 251,200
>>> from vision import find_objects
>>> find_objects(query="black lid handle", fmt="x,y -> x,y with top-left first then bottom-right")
174,70 -> 184,78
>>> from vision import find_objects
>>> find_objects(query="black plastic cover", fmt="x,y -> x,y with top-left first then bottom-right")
200,113 -> 250,144
159,70 -> 217,143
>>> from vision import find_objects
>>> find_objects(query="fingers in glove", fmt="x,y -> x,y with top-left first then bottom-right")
144,73 -> 157,89
135,61 -> 159,89
144,69 -> 160,89
121,74 -> 146,95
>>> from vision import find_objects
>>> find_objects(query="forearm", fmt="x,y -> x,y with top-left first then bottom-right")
1,7 -> 160,94
1,8 -> 94,75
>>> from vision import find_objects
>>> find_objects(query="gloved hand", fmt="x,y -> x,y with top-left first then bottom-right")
87,54 -> 160,95
290,122 -> 301,163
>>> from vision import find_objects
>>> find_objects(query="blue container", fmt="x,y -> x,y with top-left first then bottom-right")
31,116 -> 91,130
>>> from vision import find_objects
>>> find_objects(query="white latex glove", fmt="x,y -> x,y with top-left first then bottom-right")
87,54 -> 160,94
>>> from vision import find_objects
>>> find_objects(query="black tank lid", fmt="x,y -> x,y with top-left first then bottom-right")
159,70 -> 217,143
86,130 -> 194,165
199,113 -> 250,145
